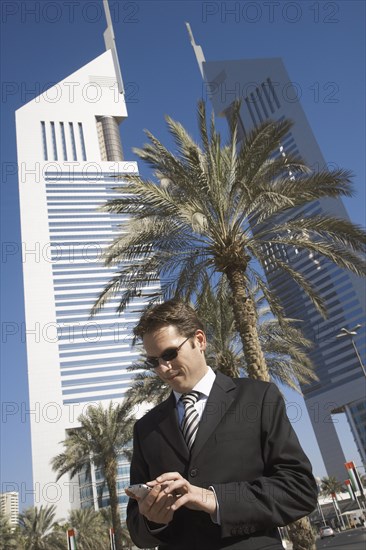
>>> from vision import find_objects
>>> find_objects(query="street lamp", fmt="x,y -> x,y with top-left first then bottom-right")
336,324 -> 366,378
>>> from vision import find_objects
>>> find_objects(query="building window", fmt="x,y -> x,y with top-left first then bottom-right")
261,82 -> 275,114
267,78 -> 281,109
50,121 -> 58,161
78,122 -> 86,160
41,121 -> 48,160
256,86 -> 269,118
250,92 -> 263,123
78,123 -> 87,161
60,122 -> 67,161
69,122 -> 77,161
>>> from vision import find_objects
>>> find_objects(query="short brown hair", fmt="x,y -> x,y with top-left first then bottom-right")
134,300 -> 204,340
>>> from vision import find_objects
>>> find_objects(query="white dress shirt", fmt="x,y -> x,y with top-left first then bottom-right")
173,366 -> 216,426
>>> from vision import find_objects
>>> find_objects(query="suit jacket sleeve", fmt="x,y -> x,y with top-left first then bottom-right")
126,421 -> 174,548
211,382 -> 317,537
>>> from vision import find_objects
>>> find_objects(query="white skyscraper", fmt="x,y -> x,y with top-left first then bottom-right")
15,4 -> 157,517
0,492 -> 19,527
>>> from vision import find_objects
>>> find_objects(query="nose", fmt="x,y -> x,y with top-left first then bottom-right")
157,358 -> 172,371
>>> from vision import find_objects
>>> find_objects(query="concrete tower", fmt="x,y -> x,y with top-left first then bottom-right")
16,2 -> 158,516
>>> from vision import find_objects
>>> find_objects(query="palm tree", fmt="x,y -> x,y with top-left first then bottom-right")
18,505 -> 64,550
0,514 -> 19,549
51,402 -> 135,550
321,476 -> 345,499
287,517 -> 317,550
92,101 -> 365,384
66,508 -> 109,550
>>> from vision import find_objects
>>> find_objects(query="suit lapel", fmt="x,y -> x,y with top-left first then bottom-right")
192,371 -> 237,459
157,392 -> 190,462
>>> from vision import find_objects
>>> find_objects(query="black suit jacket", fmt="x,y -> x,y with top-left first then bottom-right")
127,372 -> 317,549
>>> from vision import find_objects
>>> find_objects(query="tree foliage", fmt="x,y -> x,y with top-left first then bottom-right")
321,476 -> 345,498
93,101 -> 365,383
0,515 -> 19,550
18,505 -> 64,550
66,508 -> 110,550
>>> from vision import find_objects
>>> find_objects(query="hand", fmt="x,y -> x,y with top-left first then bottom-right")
153,472 -> 217,515
126,484 -> 175,525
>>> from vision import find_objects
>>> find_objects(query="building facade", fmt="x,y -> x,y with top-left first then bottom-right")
16,12 -> 157,517
0,492 -> 19,527
187,30 -> 366,480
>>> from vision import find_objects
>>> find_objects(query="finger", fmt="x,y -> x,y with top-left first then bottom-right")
156,472 -> 182,484
170,494 -> 190,511
144,484 -> 162,502
146,480 -> 158,487
142,492 -> 175,522
163,479 -> 188,496
125,489 -> 138,499
140,485 -> 171,513
139,484 -> 161,511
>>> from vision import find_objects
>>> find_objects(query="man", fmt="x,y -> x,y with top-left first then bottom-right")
126,300 -> 317,549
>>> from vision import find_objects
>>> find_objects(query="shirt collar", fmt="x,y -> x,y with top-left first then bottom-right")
173,366 -> 216,403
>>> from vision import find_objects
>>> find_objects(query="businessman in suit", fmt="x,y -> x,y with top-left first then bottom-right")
126,300 -> 317,549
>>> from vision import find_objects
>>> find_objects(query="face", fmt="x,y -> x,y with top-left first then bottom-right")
143,325 -> 208,393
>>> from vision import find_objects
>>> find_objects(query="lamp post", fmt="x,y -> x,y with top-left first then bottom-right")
317,500 -> 327,527
336,324 -> 366,378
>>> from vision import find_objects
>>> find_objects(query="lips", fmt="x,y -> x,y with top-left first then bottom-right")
165,373 -> 180,381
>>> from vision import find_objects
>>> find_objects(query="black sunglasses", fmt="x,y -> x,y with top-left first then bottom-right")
145,336 -> 191,370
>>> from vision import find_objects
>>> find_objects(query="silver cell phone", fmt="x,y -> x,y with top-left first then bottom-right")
127,483 -> 152,499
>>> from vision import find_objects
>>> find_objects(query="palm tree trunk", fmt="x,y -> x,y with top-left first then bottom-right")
287,517 -> 316,550
225,267 -> 269,381
226,268 -> 316,549
105,460 -> 124,550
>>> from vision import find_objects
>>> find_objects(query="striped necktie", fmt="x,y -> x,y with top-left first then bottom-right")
181,391 -> 200,450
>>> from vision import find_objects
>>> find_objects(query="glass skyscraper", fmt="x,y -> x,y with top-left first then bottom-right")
187,27 -> 365,480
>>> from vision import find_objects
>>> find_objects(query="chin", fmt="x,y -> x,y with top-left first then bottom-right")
169,380 -> 187,392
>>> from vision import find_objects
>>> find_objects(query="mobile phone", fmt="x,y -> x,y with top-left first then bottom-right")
126,483 -> 152,499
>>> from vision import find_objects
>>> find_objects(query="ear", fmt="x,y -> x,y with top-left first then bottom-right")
195,329 -> 207,351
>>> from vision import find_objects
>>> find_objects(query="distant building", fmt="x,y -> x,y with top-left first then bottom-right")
0,492 -> 19,527
311,491 -> 365,530
187,26 -> 366,480
15,3 -> 157,517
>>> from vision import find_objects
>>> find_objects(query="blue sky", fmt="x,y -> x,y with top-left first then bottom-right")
1,1 -> 365,509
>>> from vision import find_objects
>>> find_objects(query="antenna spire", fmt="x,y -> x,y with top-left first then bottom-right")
103,0 -> 124,94
185,22 -> 206,78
